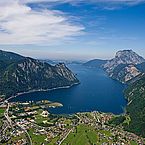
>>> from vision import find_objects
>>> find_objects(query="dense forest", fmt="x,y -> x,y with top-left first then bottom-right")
124,74 -> 145,137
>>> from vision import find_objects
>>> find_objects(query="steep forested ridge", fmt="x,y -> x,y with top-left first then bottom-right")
0,50 -> 79,98
124,74 -> 145,137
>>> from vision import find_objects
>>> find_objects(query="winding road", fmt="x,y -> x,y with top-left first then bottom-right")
2,100 -> 33,145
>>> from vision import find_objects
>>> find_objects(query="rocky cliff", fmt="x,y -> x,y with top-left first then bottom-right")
0,50 -> 79,98
103,50 -> 145,83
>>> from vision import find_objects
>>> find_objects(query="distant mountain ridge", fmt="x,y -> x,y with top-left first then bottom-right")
0,50 -> 79,98
83,59 -> 107,68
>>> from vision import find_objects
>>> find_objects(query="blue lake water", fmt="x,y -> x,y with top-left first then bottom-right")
11,64 -> 127,114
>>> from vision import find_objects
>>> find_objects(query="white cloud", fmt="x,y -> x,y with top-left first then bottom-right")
0,0 -> 144,45
0,0 -> 84,45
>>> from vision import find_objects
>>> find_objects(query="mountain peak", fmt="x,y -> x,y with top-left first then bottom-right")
103,50 -> 145,83
116,49 -> 133,57
114,49 -> 145,65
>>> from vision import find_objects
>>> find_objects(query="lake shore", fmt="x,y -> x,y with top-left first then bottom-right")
7,82 -> 80,102
6,65 -> 126,115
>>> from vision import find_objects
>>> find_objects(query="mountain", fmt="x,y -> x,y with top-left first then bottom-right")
103,49 -> 145,137
40,59 -> 56,65
0,50 -> 79,98
111,64 -> 141,83
124,73 -> 145,137
53,60 -> 84,65
136,62 -> 145,72
0,50 -> 24,62
83,59 -> 107,68
103,50 -> 145,83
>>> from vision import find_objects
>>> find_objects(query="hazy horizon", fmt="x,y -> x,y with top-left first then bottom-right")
1,48 -> 145,61
0,0 -> 145,60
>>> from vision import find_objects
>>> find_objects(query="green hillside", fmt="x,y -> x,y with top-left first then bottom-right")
124,74 -> 145,137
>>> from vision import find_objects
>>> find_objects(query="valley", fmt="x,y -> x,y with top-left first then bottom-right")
0,1 -> 145,144
0,49 -> 145,144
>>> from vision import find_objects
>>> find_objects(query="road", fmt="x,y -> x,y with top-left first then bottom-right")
58,128 -> 73,145
17,124 -> 33,145
3,101 -> 33,145
4,102 -> 13,128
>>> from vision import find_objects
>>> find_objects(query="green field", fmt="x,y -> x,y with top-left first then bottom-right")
0,108 -> 5,127
130,141 -> 138,145
61,124 -> 140,145
48,136 -> 60,145
35,109 -> 47,124
34,109 -> 57,127
61,124 -> 114,145
0,108 -> 5,117
28,128 -> 47,145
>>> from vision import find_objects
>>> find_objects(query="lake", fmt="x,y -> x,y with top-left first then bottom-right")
11,64 -> 127,114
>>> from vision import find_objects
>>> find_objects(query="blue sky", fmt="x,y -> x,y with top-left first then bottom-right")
0,0 -> 145,60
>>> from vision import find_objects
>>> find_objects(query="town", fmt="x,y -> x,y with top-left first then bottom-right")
0,99 -> 145,145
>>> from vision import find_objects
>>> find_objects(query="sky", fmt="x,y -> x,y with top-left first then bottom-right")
0,0 -> 145,60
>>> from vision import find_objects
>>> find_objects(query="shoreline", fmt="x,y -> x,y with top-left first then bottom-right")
2,68 -> 128,116
5,80 -> 127,116
7,82 -> 80,102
